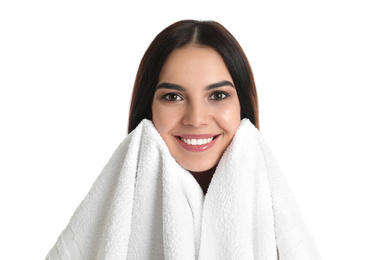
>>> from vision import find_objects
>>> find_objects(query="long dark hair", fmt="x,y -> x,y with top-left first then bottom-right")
128,20 -> 259,133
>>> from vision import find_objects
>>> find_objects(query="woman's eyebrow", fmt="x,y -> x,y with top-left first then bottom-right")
156,80 -> 235,91
206,80 -> 235,90
156,82 -> 186,91
156,83 -> 185,91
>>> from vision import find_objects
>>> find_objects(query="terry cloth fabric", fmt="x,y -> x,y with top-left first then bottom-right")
46,119 -> 321,260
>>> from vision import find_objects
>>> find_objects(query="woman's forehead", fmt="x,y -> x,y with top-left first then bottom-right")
158,46 -> 233,87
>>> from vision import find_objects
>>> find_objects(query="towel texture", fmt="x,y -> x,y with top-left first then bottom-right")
46,119 -> 321,260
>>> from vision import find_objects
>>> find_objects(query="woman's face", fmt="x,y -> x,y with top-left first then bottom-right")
152,46 -> 241,172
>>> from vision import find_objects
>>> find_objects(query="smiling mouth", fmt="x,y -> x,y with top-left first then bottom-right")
174,134 -> 220,152
177,136 -> 218,146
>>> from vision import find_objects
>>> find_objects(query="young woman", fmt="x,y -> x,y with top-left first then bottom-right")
47,20 -> 321,259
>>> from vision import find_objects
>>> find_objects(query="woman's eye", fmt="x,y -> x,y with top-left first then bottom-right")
162,93 -> 183,101
210,91 -> 229,100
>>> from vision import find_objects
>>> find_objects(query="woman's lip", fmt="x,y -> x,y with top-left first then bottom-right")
176,134 -> 217,139
175,134 -> 220,152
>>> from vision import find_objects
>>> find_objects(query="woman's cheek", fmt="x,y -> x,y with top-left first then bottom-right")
153,104 -> 181,133
212,103 -> 241,128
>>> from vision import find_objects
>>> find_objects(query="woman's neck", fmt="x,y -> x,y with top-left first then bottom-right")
190,165 -> 217,195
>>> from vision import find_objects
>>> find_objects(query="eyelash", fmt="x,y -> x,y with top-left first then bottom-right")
209,91 -> 230,100
161,93 -> 183,101
161,91 -> 230,102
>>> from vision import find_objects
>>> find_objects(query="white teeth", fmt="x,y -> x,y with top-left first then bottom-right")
181,137 -> 214,145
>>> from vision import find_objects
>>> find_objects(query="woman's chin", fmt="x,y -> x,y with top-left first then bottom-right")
179,161 -> 217,173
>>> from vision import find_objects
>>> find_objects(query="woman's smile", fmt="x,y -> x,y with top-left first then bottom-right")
175,134 -> 220,152
151,46 -> 241,172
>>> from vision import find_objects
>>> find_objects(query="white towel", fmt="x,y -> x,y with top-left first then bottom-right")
46,119 -> 321,260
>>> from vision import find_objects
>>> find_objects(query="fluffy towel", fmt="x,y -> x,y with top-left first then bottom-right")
46,119 -> 321,259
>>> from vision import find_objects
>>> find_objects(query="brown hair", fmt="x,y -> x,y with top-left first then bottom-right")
128,20 -> 259,133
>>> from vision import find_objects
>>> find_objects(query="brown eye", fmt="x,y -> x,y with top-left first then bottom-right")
162,93 -> 183,101
210,91 -> 229,100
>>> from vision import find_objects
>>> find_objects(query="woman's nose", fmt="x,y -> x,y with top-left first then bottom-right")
182,101 -> 210,128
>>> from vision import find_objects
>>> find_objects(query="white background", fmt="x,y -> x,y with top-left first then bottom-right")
1,0 -> 389,259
